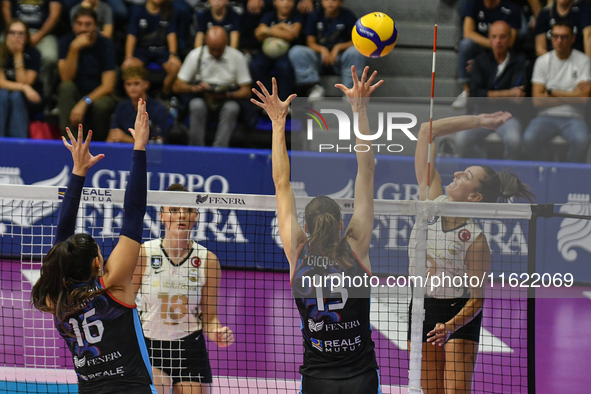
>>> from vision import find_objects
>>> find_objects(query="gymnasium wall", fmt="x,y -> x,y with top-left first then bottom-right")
0,139 -> 590,283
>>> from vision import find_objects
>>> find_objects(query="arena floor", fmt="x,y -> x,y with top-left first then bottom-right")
1,260 -> 590,393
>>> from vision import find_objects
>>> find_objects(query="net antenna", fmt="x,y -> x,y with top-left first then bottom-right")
426,24 -> 437,201
409,25 -> 438,394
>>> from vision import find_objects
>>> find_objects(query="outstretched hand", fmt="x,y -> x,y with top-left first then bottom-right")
477,111 -> 512,130
336,65 -> 383,110
63,124 -> 105,177
128,98 -> 150,150
251,78 -> 296,123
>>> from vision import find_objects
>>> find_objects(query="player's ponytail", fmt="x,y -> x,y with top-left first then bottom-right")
305,196 -> 355,271
477,166 -> 536,203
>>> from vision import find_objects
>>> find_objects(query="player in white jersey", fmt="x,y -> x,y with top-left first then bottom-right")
411,112 -> 535,393
133,184 -> 234,394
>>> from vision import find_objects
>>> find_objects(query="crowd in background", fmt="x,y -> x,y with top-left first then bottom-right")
0,0 -> 365,148
452,0 -> 591,163
1,0 -> 591,163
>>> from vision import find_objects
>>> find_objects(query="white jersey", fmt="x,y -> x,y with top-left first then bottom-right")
139,238 -> 208,340
409,195 -> 483,299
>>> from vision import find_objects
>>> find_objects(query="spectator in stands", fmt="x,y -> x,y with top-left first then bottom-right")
58,8 -> 117,141
107,66 -> 170,143
69,0 -> 114,39
453,0 -> 522,109
250,0 -> 302,101
173,26 -> 251,147
2,0 -> 61,101
523,21 -> 591,162
64,0 -> 127,26
0,19 -> 43,138
455,21 -> 527,160
287,0 -> 365,99
534,0 -> 591,58
194,0 -> 240,49
122,0 -> 182,96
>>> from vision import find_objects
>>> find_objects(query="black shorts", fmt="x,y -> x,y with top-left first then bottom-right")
300,368 -> 381,394
408,297 -> 483,343
145,330 -> 213,384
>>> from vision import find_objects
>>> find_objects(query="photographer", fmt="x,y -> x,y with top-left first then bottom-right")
173,26 -> 252,147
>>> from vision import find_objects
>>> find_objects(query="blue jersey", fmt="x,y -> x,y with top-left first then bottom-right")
303,7 -> 357,50
291,241 -> 378,379
56,277 -> 156,394
128,6 -> 176,50
465,0 -> 522,38
196,6 -> 240,34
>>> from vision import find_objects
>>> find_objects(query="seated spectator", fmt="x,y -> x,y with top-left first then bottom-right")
287,0 -> 364,99
107,66 -> 170,143
523,21 -> 591,162
122,0 -> 182,96
0,20 -> 43,138
2,0 -> 61,100
173,26 -> 251,147
455,21 -> 527,160
70,0 -> 114,39
534,0 -> 591,58
250,0 -> 302,101
57,8 -> 117,141
194,0 -> 240,49
63,0 -> 127,26
453,0 -> 522,109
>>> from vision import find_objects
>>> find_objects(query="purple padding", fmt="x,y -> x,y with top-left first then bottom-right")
1,259 -> 591,392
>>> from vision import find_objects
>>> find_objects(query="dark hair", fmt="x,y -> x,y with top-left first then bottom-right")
1,20 -> 31,66
552,20 -> 574,35
73,7 -> 98,23
31,234 -> 121,328
477,166 -> 536,203
304,196 -> 355,271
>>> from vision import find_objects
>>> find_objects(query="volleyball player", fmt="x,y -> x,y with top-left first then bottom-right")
31,100 -> 156,393
251,66 -> 383,394
133,184 -> 234,394
410,112 -> 535,393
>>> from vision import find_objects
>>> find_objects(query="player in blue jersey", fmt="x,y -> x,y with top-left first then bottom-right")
31,99 -> 156,394
251,66 -> 383,394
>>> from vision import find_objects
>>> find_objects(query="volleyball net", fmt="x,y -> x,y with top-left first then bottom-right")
0,185 -> 543,393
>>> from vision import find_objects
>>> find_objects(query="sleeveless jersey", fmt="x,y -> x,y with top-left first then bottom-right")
139,238 -> 207,340
409,195 -> 484,298
56,277 -> 156,394
291,240 -> 378,379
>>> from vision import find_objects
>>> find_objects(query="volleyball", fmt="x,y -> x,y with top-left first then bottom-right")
352,12 -> 398,58
262,37 -> 290,59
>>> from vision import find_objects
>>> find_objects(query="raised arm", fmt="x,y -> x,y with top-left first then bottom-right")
102,99 -> 149,304
415,112 -> 512,200
55,125 -> 105,244
335,66 -> 382,269
251,78 -> 306,274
